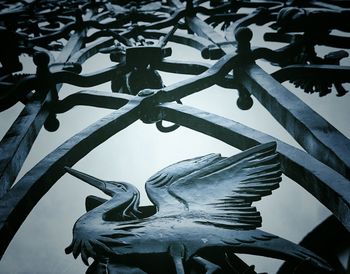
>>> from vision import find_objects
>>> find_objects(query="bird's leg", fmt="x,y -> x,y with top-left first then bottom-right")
192,256 -> 222,274
169,243 -> 186,274
86,258 -> 108,274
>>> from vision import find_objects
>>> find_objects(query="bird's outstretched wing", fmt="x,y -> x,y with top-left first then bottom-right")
168,142 -> 281,229
145,153 -> 223,214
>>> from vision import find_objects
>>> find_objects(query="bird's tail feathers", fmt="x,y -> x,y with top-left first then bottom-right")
223,229 -> 334,273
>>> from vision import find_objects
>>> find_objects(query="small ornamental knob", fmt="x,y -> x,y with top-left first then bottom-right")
235,27 -> 253,54
33,52 -> 50,67
44,114 -> 60,132
237,95 -> 253,110
237,87 -> 253,110
235,27 -> 253,45
75,9 -> 83,22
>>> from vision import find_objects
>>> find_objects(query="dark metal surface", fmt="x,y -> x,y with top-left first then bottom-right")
0,0 -> 349,273
64,143 -> 331,273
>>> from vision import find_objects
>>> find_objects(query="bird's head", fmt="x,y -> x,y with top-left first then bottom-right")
65,167 -> 141,220
65,166 -> 136,197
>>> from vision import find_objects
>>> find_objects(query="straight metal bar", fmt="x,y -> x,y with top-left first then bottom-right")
239,63 -> 350,179
186,15 -> 236,54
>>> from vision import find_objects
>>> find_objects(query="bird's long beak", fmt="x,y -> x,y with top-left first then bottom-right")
65,167 -> 107,192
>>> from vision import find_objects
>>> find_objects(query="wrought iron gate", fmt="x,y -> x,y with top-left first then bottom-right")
0,0 -> 349,273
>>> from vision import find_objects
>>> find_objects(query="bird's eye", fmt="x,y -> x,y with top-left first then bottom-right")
117,184 -> 122,188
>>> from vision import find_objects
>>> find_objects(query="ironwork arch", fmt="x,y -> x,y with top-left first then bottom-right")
0,0 -> 349,273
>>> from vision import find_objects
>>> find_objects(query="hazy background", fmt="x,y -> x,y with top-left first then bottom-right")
0,24 -> 349,273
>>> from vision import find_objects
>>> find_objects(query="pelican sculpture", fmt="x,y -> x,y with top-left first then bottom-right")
65,142 -> 333,273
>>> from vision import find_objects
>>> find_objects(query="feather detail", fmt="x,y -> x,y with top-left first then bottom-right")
165,142 -> 281,229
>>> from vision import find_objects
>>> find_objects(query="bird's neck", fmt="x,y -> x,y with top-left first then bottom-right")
80,196 -> 134,224
154,195 -> 188,217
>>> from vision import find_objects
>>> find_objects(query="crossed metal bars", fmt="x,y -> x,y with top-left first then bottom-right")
0,0 -> 349,272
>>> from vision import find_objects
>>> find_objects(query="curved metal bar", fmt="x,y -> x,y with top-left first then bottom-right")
55,90 -> 134,114
310,0 -> 349,10
91,10 -> 110,21
318,0 -> 350,8
278,215 -> 350,273
2,95 -> 349,261
52,62 -> 130,87
0,47 -> 56,111
0,31 -> 85,197
111,8 -> 185,39
155,60 -> 236,89
138,29 -> 228,61
263,32 -> 297,44
84,30 -> 131,46
68,37 -> 115,65
0,7 -> 27,19
194,1 -> 284,16
1,1 -> 349,271
143,30 -> 220,55
156,99 -> 182,133
264,32 -> 350,49
0,100 -> 142,259
157,103 -> 350,232
0,75 -> 38,112
168,0 -> 183,9
225,10 -> 276,43
186,15 -> 236,54
251,46 -> 293,64
204,13 -> 247,26
156,60 -> 210,74
316,34 -> 350,49
159,53 -> 238,102
139,8 -> 185,31
26,6 -> 173,47
29,22 -> 76,46
84,14 -> 169,30
156,121 -> 180,133
271,65 -> 350,84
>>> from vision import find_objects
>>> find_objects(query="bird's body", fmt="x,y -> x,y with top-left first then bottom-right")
65,142 -> 333,273
70,205 -> 329,271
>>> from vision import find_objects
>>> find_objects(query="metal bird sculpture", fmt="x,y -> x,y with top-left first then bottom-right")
65,142 -> 333,273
